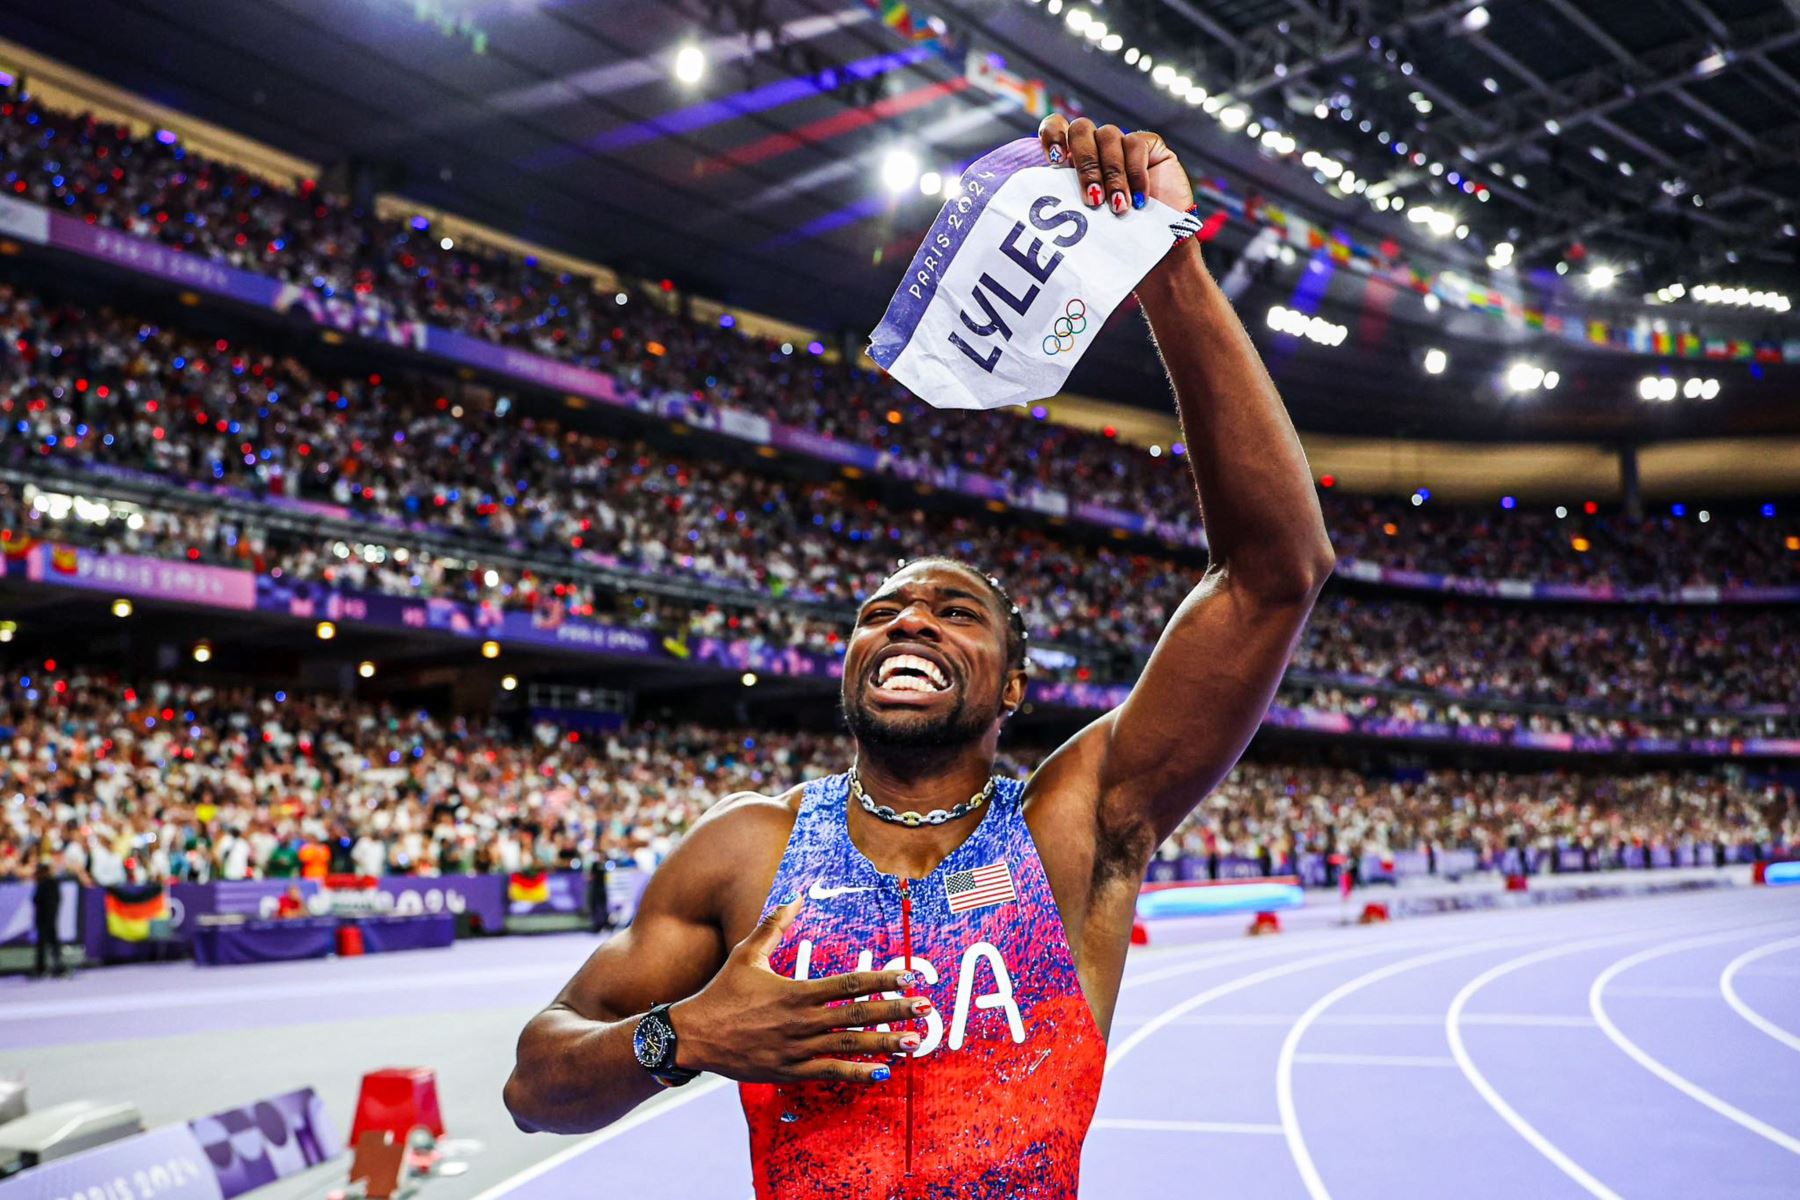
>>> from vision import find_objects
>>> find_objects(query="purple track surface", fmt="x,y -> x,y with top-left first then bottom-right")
7,887 -> 1799,1198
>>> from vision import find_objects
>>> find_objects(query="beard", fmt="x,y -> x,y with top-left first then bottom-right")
841,681 -> 999,751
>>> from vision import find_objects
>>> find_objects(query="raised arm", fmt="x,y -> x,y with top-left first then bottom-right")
1036,117 -> 1335,846
503,798 -> 921,1134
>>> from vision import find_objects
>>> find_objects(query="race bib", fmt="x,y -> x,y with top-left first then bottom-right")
868,138 -> 1188,410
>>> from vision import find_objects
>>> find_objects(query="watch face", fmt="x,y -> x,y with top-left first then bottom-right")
634,1013 -> 671,1070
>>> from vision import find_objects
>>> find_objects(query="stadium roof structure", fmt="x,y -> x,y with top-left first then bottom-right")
2,0 -> 1798,441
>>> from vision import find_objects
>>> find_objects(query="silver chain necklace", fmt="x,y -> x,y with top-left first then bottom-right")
848,764 -> 997,828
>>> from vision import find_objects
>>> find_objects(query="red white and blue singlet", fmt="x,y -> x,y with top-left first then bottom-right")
740,771 -> 1107,1198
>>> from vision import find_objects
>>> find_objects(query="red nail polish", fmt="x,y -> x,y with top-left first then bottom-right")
1086,183 -> 1103,207
1110,191 -> 1127,214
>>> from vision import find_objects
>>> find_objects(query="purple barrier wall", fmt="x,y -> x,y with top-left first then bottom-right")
0,880 -> 77,945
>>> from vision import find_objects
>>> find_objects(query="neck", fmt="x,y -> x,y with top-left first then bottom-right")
853,741 -> 995,812
846,742 -> 998,879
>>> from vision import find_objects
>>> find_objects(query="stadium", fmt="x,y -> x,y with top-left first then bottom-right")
1,0 -> 1797,1197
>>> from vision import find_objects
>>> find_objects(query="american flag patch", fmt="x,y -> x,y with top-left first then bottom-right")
945,861 -> 1017,914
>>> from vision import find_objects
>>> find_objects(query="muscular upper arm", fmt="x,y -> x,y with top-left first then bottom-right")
1092,568 -> 1317,844
552,793 -> 787,1023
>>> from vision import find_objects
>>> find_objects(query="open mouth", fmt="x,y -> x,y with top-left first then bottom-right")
870,652 -> 952,695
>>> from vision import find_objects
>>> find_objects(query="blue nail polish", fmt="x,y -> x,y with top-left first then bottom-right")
872,1066 -> 891,1082
1132,191 -> 1146,210
1048,146 -> 1062,164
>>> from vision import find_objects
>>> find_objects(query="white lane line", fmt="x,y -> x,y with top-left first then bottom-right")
1446,927 -> 1690,1200
1094,1118 -> 1285,1135
1720,935 -> 1800,1054
466,1076 -> 731,1200
0,961 -> 570,1022
1606,985 -> 1720,999
1278,936 -> 1529,1200
1591,934 -> 1800,1154
1106,936 -> 1450,1075
1292,1052 -> 1457,1068
1460,1013 -> 1597,1027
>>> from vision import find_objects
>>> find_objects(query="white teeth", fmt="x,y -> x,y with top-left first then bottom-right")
875,653 -> 949,691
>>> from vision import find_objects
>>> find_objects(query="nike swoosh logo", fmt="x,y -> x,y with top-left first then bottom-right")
808,883 -> 874,901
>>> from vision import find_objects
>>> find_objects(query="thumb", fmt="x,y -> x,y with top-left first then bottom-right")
740,891 -> 805,968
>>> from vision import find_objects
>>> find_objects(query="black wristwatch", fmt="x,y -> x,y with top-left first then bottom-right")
632,1002 -> 699,1087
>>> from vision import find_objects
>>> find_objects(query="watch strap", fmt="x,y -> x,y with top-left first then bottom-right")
639,1002 -> 699,1087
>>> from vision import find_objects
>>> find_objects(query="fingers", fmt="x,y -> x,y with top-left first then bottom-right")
1095,124 -> 1130,215
804,994 -> 933,1033
801,967 -> 915,1002
786,1057 -> 895,1085
799,1027 -> 924,1061
1037,113 -> 1069,166
1066,118 -> 1102,209
739,893 -> 804,968
1122,132 -> 1152,210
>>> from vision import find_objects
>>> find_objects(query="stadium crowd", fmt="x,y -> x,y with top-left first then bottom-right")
2,91 -> 1796,592
7,480 -> 1798,739
4,669 -> 1794,890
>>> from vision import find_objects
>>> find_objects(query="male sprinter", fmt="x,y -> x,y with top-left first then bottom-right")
504,116 -> 1335,1198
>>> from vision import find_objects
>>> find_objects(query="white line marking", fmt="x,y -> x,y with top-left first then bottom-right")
1292,1052 -> 1457,1068
1446,928 -> 1683,1200
0,961 -> 570,1022
1720,935 -> 1800,1054
1279,936 -> 1528,1200
1605,985 -> 1720,999
1093,1118 -> 1285,1136
1107,936 -> 1449,1075
1459,1013 -> 1598,1027
1591,935 -> 1800,1153
466,1077 -> 730,1200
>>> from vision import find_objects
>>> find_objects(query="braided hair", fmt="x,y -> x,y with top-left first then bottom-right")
888,557 -> 1030,673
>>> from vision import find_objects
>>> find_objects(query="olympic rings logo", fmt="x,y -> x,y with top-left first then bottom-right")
1041,299 -> 1089,355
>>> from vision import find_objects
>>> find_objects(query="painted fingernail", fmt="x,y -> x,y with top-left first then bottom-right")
872,1065 -> 891,1082
899,1033 -> 922,1050
896,970 -> 921,989
1132,191 -> 1146,210
1110,191 -> 1128,215
1048,146 -> 1062,164
1085,183 -> 1103,207
911,998 -> 933,1015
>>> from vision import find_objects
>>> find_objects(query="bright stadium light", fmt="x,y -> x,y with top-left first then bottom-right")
501,674 -> 519,692
1423,348 -> 1448,375
358,660 -> 376,679
919,171 -> 943,197
674,43 -> 706,85
1587,264 -> 1618,292
882,148 -> 920,193
1506,362 -> 1547,392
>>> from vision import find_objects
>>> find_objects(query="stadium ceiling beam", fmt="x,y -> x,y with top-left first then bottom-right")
1207,0 -> 1478,101
1448,11 -> 1800,162
1462,37 -> 1682,172
1548,0 -> 1765,155
1516,124 -> 1800,262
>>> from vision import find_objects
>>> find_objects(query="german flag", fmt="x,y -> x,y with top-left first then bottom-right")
508,872 -> 549,906
105,884 -> 169,942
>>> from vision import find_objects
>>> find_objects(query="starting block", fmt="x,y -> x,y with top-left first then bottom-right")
1358,902 -> 1390,924
1248,911 -> 1282,936
1504,874 -> 1529,893
1129,920 -> 1149,946
350,1069 -> 444,1147
337,925 -> 365,957
1752,861 -> 1767,885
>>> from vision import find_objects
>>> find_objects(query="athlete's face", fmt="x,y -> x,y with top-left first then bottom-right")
842,563 -> 1024,751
